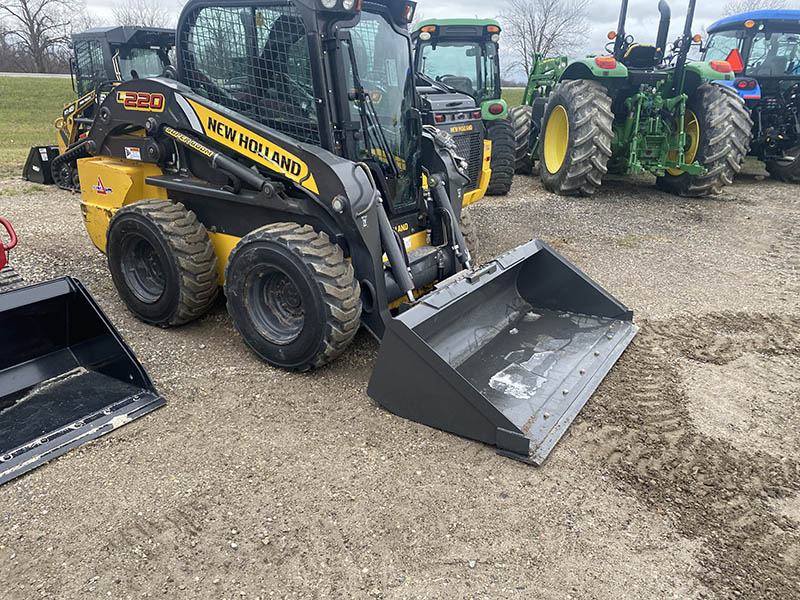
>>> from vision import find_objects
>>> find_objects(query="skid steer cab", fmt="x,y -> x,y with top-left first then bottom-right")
75,0 -> 637,464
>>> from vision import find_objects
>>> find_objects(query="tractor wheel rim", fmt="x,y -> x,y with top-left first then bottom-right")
544,105 -> 569,174
667,110 -> 700,176
245,268 -> 305,345
121,236 -> 167,304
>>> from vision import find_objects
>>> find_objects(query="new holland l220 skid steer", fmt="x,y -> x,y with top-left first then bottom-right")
73,0 -> 637,464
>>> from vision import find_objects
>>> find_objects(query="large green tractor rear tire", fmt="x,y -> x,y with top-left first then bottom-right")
656,83 -> 751,196
485,118 -> 515,195
766,146 -> 800,183
539,80 -> 613,196
509,105 -> 535,174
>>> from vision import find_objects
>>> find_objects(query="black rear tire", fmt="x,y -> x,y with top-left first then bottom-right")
106,199 -> 219,327
224,223 -> 361,371
766,145 -> 800,183
656,83 -> 752,196
539,79 -> 613,196
509,105 -> 534,174
485,118 -> 515,195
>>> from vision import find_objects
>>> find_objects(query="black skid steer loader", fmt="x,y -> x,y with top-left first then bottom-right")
73,0 -> 637,464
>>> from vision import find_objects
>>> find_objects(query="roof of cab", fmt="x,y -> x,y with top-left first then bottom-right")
708,10 -> 800,33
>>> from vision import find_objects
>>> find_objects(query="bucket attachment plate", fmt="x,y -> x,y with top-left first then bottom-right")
1,278 -> 165,485
368,240 -> 637,465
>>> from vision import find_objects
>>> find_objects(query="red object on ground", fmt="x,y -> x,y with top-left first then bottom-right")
0,217 -> 18,271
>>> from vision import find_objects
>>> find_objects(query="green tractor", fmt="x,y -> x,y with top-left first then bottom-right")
512,0 -> 753,197
412,19 -> 515,195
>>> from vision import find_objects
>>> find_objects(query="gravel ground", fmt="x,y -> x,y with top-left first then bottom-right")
0,160 -> 798,599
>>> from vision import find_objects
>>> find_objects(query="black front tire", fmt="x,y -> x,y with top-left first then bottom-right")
656,83 -> 752,196
224,223 -> 361,371
459,208 -> 480,265
106,199 -> 219,327
766,146 -> 800,183
485,118 -> 515,195
508,105 -> 535,174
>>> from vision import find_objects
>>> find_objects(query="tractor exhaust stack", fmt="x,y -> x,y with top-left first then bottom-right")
368,240 -> 637,465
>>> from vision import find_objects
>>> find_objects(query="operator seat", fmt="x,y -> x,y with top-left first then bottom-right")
753,55 -> 788,77
622,43 -> 660,69
439,75 -> 475,96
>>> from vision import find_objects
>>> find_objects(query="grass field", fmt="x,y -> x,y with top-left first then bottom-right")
0,75 -> 524,175
501,87 -> 524,107
0,76 -> 73,174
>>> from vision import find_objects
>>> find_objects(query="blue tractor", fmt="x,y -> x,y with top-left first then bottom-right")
704,10 -> 800,182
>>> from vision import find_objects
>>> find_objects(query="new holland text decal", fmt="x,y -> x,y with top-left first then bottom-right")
117,91 -> 166,112
185,98 -> 319,195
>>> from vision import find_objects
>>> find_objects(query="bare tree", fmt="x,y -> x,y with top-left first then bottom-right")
112,0 -> 172,28
501,0 -> 590,76
723,0 -> 791,15
0,0 -> 70,72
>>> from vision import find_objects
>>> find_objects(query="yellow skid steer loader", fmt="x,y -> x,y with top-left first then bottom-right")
71,0 -> 637,464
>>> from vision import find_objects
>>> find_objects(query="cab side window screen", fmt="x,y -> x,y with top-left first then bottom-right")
180,5 -> 320,145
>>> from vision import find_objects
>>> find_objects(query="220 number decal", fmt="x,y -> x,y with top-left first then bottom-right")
116,91 -> 166,112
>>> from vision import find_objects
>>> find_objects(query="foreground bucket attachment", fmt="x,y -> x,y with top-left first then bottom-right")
1,278 -> 164,485
368,240 -> 637,465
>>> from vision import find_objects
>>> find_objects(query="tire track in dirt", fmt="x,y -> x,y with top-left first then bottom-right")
582,312 -> 800,599
762,209 -> 799,298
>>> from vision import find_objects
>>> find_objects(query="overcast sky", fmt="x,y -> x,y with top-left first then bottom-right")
85,0 -> 794,82
415,0 -> 744,80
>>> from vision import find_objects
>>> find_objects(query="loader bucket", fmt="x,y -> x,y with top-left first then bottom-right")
0,277 -> 164,485
22,146 -> 59,185
368,240 -> 637,465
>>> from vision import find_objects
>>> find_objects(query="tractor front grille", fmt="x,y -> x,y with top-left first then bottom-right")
452,129 -> 483,192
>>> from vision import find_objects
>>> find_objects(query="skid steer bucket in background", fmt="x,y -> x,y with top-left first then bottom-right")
368,240 -> 638,465
0,277 -> 165,485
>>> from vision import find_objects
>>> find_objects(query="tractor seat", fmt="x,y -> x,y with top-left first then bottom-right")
439,75 -> 474,96
622,44 -> 660,69
753,56 -> 788,77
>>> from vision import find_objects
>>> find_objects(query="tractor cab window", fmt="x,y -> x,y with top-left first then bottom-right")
181,5 -> 320,145
115,47 -> 166,80
704,31 -> 744,63
420,42 -> 484,98
748,32 -> 800,76
343,11 -> 418,211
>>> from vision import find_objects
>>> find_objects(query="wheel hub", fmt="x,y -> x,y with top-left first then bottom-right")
247,269 -> 305,345
121,236 -> 167,304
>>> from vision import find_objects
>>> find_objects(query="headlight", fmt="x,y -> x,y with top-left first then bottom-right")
342,0 -> 354,7
321,0 -> 337,8
420,31 -> 431,41
491,34 -> 500,43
